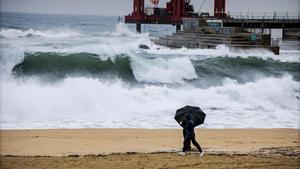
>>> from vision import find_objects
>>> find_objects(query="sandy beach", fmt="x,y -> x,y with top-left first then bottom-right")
1,128 -> 299,168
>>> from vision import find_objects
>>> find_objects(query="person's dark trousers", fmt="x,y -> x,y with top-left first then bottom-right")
183,130 -> 191,151
183,135 -> 202,153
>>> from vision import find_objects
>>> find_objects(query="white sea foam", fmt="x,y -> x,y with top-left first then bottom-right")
0,28 -> 81,38
1,24 -> 299,63
0,24 -> 151,61
0,46 -> 25,79
131,56 -> 197,84
1,75 -> 299,129
146,44 -> 300,63
112,22 -> 149,38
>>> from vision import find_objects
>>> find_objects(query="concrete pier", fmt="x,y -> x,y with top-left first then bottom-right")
282,28 -> 300,40
154,18 -> 280,55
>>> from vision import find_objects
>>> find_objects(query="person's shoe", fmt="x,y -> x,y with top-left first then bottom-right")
199,151 -> 204,157
178,152 -> 186,156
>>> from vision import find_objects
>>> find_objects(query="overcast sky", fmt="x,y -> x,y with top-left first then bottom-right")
1,0 -> 299,16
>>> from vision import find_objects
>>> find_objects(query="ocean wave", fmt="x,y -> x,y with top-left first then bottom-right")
1,13 -> 300,130
1,75 -> 299,129
0,28 -> 81,38
12,52 -> 135,81
1,23 -> 152,58
2,24 -> 298,64
193,56 -> 300,83
11,52 -> 197,84
11,52 -> 300,85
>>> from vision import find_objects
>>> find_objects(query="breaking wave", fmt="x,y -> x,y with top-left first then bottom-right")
12,52 -> 135,81
1,13 -> 300,129
1,75 -> 299,129
11,52 -> 300,85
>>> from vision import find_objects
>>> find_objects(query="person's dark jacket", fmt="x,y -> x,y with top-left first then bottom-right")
184,119 -> 196,138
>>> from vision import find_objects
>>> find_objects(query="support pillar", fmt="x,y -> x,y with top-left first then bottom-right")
282,23 -> 285,39
241,21 -> 244,30
176,24 -> 181,31
133,0 -> 144,33
136,23 -> 141,33
261,23 -> 265,34
282,28 -> 286,40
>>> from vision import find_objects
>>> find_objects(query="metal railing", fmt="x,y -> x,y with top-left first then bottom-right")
202,11 -> 300,20
228,12 -> 300,20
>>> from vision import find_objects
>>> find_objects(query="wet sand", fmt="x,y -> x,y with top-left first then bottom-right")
0,129 -> 299,168
1,153 -> 299,169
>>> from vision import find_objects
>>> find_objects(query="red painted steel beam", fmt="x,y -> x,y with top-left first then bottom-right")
214,0 -> 226,18
133,0 -> 145,21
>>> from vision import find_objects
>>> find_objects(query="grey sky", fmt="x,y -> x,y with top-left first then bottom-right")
1,0 -> 299,16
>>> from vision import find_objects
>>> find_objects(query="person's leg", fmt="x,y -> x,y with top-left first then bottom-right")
191,137 -> 202,153
183,130 -> 191,151
182,130 -> 186,152
182,137 -> 191,152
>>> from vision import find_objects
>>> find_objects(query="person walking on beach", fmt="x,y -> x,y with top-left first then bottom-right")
179,114 -> 204,157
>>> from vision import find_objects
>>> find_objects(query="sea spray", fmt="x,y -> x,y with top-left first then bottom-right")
1,76 -> 299,129
130,55 -> 197,84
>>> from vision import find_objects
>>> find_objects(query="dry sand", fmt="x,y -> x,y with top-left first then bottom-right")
0,128 -> 300,169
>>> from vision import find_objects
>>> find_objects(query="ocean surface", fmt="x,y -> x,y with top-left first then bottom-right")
0,12 -> 299,129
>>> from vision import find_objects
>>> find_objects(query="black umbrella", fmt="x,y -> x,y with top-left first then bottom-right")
175,105 -> 206,127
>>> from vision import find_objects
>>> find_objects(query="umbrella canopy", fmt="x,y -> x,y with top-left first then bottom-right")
175,105 -> 206,127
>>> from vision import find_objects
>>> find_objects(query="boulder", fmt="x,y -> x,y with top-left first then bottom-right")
139,44 -> 150,50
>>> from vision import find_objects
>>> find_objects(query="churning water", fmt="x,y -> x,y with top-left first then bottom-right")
0,13 -> 299,129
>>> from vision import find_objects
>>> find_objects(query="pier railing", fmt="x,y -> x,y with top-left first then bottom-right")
211,12 -> 300,20
207,12 -> 300,29
231,12 -> 299,20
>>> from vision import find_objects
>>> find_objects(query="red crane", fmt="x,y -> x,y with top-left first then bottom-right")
125,0 -> 226,32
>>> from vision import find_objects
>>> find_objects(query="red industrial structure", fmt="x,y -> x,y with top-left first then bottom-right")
214,0 -> 226,18
125,0 -> 227,32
